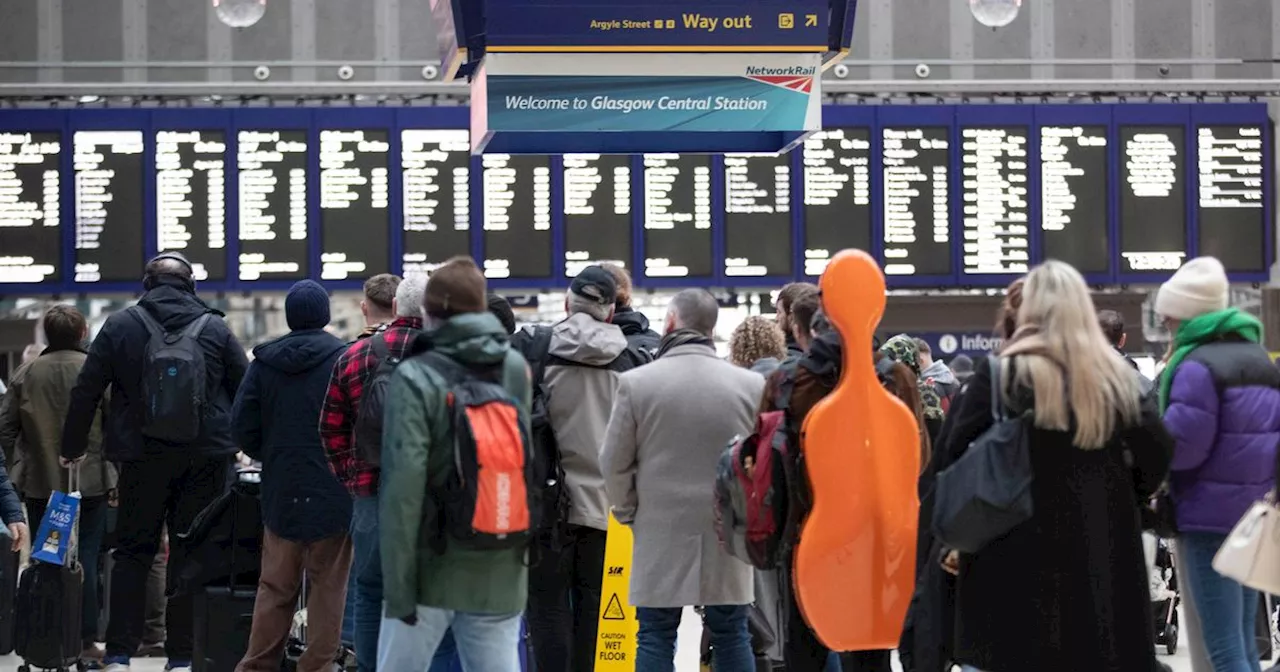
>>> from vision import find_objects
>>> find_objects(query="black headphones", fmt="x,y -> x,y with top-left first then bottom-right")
143,251 -> 196,291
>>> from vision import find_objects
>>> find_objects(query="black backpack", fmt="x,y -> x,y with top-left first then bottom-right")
419,351 -> 538,550
522,327 -> 570,540
354,336 -> 400,468
132,308 -> 213,444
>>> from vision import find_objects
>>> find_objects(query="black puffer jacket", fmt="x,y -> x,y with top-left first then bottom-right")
232,329 -> 350,543
611,306 -> 661,357
62,278 -> 249,463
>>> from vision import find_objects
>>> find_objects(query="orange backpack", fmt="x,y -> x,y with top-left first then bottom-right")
420,352 -> 537,550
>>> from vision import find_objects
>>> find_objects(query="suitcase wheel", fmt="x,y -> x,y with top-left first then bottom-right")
1164,622 -> 1179,655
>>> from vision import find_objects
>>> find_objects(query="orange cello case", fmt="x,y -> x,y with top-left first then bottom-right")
794,249 -> 921,651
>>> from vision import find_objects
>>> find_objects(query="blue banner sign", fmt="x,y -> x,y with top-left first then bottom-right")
911,332 -> 1005,359
484,0 -> 828,51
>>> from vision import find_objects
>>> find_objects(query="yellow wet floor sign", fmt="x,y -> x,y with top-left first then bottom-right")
595,514 -> 638,670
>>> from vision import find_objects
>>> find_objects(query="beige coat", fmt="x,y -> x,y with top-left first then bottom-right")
602,343 -> 764,608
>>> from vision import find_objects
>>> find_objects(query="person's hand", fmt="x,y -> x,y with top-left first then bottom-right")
940,549 -> 960,576
399,613 -> 418,627
7,522 -> 27,552
58,455 -> 85,468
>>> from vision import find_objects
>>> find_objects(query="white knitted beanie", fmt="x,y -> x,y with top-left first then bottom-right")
1154,257 -> 1229,321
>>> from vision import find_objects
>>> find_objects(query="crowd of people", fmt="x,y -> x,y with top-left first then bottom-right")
0,249 -> 1276,672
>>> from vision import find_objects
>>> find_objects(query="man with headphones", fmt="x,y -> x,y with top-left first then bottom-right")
62,251 -> 249,672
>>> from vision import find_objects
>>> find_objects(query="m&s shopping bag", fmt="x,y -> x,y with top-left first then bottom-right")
31,481 -> 81,566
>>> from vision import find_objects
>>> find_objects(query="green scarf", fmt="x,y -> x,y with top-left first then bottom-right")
1159,308 -> 1263,412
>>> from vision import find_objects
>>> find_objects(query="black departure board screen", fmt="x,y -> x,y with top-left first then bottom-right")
319,129 -> 389,281
724,153 -> 792,278
642,153 -> 712,279
1040,126 -> 1110,274
882,127 -> 951,276
1120,126 -> 1187,273
237,130 -> 309,281
155,130 -> 227,281
74,131 -> 144,283
482,154 -> 551,279
564,154 -> 632,277
960,127 -> 1030,276
0,132 -> 61,284
1197,125 -> 1266,273
802,128 -> 871,277
402,129 -> 471,276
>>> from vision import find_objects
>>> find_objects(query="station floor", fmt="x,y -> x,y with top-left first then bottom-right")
0,605 -> 1248,671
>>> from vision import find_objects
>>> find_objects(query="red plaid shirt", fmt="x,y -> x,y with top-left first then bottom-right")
321,317 -> 423,497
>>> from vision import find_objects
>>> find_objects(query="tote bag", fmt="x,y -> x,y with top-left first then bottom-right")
1212,495 -> 1280,596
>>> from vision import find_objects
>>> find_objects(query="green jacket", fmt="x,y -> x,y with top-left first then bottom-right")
380,312 -> 532,619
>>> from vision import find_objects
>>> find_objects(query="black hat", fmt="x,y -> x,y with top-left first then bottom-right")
285,280 -> 331,331
487,293 -> 517,335
570,266 -> 618,306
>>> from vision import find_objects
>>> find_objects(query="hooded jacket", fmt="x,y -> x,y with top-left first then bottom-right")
921,359 -> 959,403
1162,338 -> 1280,533
0,347 -> 116,500
611,306 -> 661,357
63,278 -> 249,462
232,329 -> 350,543
380,312 -> 532,618
544,313 -> 652,531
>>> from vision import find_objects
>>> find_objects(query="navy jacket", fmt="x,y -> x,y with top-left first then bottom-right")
62,278 -> 249,463
611,306 -> 661,357
232,329 -> 350,543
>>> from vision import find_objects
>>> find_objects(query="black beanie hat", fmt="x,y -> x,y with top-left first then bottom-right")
285,280 -> 331,331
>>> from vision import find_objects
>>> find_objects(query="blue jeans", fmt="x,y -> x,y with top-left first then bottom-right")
378,608 -> 522,671
351,496 -> 383,672
637,605 -> 753,672
1179,531 -> 1262,672
428,629 -> 460,672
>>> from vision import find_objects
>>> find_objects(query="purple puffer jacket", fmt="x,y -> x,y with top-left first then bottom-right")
1162,339 -> 1280,534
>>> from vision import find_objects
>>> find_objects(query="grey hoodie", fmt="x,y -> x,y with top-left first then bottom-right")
922,359 -> 960,401
544,313 -> 651,530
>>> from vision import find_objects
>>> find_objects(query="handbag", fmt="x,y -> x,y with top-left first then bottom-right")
1212,495 -> 1280,596
931,355 -> 1035,554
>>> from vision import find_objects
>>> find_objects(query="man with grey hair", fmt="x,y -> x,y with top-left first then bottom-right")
517,265 -> 651,672
321,273 -> 425,672
602,288 -> 763,671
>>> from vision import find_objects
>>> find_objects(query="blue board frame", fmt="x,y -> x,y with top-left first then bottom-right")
0,103 -> 1272,295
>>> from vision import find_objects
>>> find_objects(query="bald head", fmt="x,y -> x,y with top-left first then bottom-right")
665,289 -> 719,337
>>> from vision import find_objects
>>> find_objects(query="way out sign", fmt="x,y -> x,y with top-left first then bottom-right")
596,514 -> 638,670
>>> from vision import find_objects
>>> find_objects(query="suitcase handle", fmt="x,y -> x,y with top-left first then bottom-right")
66,462 -> 80,494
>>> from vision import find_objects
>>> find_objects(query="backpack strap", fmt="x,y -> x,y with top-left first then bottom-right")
987,354 -> 1005,422
527,326 -> 555,393
129,306 -> 166,340
367,334 -> 397,372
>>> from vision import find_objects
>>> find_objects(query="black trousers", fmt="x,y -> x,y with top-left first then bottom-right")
526,524 -> 608,672
105,453 -> 230,661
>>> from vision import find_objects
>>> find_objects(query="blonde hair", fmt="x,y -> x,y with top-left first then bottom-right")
1001,261 -> 1140,449
729,316 -> 787,368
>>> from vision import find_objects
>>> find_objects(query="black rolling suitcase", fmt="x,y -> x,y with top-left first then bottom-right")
15,467 -> 85,672
191,469 -> 261,672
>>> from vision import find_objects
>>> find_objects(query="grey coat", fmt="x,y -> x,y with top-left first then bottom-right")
602,343 -> 764,608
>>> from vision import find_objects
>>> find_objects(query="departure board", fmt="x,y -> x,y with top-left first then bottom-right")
960,127 -> 1030,276
642,153 -> 712,279
563,153 -> 632,277
802,128 -> 871,277
237,130 -> 309,281
73,130 -> 145,283
402,129 -> 470,276
724,153 -> 792,278
0,132 -> 61,284
1040,125 -> 1110,274
155,130 -> 227,281
1197,125 -> 1266,273
319,129 -> 390,281
482,154 -> 551,279
882,127 -> 951,277
1120,126 -> 1186,273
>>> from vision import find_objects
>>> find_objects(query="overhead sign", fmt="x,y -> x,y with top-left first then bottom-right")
484,0 -> 828,51
430,0 -> 466,80
910,331 -> 1005,358
595,515 -> 638,670
472,52 -> 822,154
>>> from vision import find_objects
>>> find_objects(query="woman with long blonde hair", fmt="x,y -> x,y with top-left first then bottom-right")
933,260 -> 1173,672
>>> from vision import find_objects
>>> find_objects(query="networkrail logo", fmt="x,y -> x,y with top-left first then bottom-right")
743,66 -> 816,93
